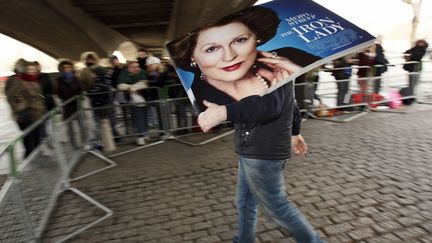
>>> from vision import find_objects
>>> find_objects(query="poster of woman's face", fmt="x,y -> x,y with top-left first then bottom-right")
166,0 -> 375,112
192,22 -> 258,84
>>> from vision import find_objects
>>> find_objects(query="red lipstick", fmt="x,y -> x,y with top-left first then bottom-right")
222,63 -> 242,71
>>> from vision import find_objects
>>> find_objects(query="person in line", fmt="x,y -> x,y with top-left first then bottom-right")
330,56 -> 353,109
5,60 -> 46,157
403,39 -> 429,96
56,59 -> 82,148
78,51 -> 102,91
356,45 -> 376,101
117,61 -> 149,145
372,40 -> 389,94
137,48 -> 150,71
78,51 -> 121,138
167,6 -> 322,243
108,55 -> 130,134
145,56 -> 168,133
34,61 -> 56,112
108,55 -> 125,90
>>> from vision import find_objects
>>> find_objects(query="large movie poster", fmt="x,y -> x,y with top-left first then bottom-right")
166,0 -> 375,113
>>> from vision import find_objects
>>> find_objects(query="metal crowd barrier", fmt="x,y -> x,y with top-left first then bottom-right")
84,86 -> 169,158
85,84 -> 235,155
417,60 -> 432,105
298,60 -> 431,122
0,95 -> 116,242
367,61 -> 420,114
296,65 -> 371,122
0,145 -> 36,242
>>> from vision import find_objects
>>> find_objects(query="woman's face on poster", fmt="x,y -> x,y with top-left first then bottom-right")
192,22 -> 257,83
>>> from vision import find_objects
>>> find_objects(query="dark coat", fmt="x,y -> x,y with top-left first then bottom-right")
56,75 -> 82,119
374,44 -> 389,75
403,46 -> 427,72
39,72 -> 56,111
109,65 -> 124,89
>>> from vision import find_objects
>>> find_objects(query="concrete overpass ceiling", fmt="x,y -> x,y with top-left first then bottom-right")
0,0 -> 257,60
72,0 -> 173,49
74,0 -> 257,54
0,0 -> 129,60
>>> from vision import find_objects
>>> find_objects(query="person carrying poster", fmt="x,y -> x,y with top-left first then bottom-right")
167,0 -> 375,241
168,5 -> 323,243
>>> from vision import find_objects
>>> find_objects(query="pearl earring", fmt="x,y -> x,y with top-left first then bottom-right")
190,61 -> 197,68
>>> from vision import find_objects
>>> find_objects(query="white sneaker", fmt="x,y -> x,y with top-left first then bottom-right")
136,137 -> 145,145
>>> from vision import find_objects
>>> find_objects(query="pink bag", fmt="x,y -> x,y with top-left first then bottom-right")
388,90 -> 402,109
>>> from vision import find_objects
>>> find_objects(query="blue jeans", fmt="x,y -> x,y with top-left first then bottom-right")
233,157 -> 323,243
131,106 -> 148,136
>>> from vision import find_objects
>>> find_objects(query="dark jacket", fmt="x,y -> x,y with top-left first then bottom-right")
88,69 -> 113,108
109,65 -> 124,89
374,44 -> 389,75
193,77 -> 301,160
39,72 -> 56,111
226,82 -> 301,160
137,57 -> 147,71
403,46 -> 428,72
57,75 -> 82,119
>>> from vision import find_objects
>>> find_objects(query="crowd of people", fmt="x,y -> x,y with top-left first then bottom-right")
4,49 -> 184,157
299,38 -> 429,113
3,37 -> 430,157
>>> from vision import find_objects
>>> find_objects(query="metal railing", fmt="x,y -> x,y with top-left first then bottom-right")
298,60 -> 431,122
0,97 -> 115,242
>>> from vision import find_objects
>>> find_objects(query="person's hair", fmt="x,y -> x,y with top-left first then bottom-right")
86,54 -> 96,60
126,60 -> 139,68
167,6 -> 280,72
58,59 -> 74,72
415,39 -> 429,49
13,58 -> 28,74
80,51 -> 100,62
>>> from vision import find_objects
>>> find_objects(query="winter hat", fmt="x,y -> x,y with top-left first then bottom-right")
146,56 -> 161,66
80,51 -> 100,63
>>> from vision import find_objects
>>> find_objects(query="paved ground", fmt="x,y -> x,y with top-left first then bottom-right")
41,105 -> 432,243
